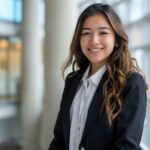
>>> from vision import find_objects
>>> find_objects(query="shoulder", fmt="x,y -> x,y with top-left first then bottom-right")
62,70 -> 81,89
65,71 -> 79,83
65,68 -> 86,81
125,72 -> 145,88
123,72 -> 146,98
66,71 -> 78,80
126,72 -> 145,87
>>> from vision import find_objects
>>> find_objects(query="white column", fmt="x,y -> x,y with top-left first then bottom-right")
21,0 -> 43,148
41,0 -> 77,149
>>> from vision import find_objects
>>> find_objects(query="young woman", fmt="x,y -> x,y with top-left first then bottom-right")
49,3 -> 147,150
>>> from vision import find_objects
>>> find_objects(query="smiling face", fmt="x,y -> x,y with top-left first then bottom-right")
80,14 -> 116,74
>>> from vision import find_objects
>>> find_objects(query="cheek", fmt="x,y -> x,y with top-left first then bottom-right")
80,38 -> 87,50
105,38 -> 116,49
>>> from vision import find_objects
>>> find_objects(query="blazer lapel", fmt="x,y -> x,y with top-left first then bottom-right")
81,71 -> 108,143
63,67 -> 87,148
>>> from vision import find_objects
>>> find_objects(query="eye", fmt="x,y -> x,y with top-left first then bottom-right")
81,32 -> 91,36
99,32 -> 108,35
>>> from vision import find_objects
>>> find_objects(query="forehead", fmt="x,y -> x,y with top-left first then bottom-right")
82,14 -> 111,29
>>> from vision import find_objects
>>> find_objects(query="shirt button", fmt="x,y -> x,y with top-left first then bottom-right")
78,126 -> 80,131
81,147 -> 85,150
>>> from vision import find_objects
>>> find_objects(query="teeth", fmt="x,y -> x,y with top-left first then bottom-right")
90,49 -> 100,52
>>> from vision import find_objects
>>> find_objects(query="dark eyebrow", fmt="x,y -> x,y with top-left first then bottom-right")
82,27 -> 110,30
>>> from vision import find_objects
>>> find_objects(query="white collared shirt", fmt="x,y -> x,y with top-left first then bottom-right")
69,65 -> 106,150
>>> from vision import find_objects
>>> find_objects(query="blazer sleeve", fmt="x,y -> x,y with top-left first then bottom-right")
48,74 -> 71,150
113,73 -> 147,150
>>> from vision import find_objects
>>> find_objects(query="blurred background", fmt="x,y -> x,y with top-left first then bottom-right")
0,0 -> 150,150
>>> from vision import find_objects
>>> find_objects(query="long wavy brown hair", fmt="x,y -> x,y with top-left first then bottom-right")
62,3 -> 147,125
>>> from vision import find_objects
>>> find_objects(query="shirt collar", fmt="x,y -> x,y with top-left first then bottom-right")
90,65 -> 106,86
82,65 -> 107,87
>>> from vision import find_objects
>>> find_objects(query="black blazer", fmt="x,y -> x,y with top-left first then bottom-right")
49,68 -> 147,150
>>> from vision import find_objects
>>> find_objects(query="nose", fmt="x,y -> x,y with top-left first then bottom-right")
90,33 -> 99,45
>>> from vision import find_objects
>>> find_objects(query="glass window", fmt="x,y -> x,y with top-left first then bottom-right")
127,21 -> 148,48
8,39 -> 22,96
114,2 -> 128,24
0,0 -> 14,21
101,0 -> 120,4
129,0 -> 147,22
14,0 -> 22,22
0,39 -> 10,96
39,0 -> 45,25
148,0 -> 150,13
131,49 -> 144,68
131,48 -> 150,85
0,0 -> 22,23
0,38 -> 22,98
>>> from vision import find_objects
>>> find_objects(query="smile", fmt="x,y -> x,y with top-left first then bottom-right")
88,48 -> 103,52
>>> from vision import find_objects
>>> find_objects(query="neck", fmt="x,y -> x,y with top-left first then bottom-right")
90,63 -> 106,76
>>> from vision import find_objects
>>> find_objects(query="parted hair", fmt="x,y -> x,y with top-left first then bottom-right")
62,3 -> 147,125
